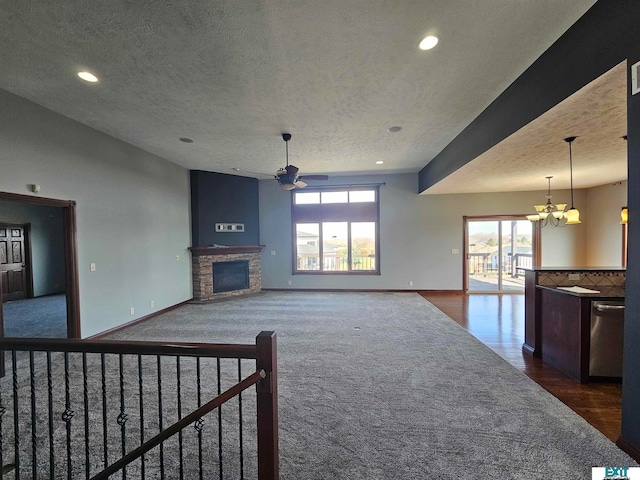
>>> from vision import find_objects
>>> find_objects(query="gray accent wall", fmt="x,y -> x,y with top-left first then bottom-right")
0,201 -> 65,296
0,89 -> 191,338
190,170 -> 260,246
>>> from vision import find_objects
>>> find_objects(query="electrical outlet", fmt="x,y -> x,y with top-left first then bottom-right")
409,281 -> 413,287
130,307 -> 135,316
271,250 -> 276,256
176,255 -> 180,261
451,249 -> 459,254
287,280 -> 292,286
90,263 -> 96,272
150,300 -> 155,308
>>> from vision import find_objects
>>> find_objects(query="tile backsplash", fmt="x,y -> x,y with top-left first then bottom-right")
537,271 -> 625,288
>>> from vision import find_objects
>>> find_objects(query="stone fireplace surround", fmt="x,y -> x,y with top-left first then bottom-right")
189,245 -> 264,301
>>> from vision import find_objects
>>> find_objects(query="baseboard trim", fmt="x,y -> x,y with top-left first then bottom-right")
87,299 -> 191,339
262,288 -> 465,294
616,436 -> 640,463
417,290 -> 465,295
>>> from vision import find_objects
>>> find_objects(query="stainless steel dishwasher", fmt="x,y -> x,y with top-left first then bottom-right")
590,301 -> 625,378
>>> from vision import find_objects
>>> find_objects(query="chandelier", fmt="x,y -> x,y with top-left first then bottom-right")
526,176 -> 567,226
527,136 -> 581,227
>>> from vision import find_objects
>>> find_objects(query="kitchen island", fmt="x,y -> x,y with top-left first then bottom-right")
523,267 -> 625,383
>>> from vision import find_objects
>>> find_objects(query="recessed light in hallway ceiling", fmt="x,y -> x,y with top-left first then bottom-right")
387,126 -> 402,133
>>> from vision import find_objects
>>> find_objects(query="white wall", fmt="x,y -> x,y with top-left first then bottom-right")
259,173 -> 588,290
0,89 -> 192,337
584,181 -> 627,266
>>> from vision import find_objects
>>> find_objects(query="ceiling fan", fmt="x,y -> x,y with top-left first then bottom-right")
273,133 -> 329,190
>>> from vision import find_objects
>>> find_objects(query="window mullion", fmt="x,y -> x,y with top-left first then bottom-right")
347,222 -> 352,272
319,222 -> 324,271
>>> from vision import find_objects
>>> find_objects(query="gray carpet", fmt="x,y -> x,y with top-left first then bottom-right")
99,291 -> 637,479
2,294 -> 67,338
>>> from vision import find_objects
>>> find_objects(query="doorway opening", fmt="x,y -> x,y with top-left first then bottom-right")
464,216 -> 539,293
0,192 -> 80,339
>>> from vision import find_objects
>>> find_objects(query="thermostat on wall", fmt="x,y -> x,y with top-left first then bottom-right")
215,223 -> 245,232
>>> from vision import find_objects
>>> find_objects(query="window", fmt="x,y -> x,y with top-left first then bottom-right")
292,187 -> 379,274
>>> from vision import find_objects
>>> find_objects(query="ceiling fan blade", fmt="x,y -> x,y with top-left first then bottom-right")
234,168 -> 276,178
294,180 -> 307,188
298,175 -> 329,180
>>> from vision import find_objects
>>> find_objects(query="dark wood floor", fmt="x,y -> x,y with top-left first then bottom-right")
420,292 -> 622,443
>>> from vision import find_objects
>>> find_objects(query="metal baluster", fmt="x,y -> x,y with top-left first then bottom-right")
238,359 -> 244,480
63,352 -> 74,480
47,351 -> 54,476
101,353 -> 108,469
177,356 -> 184,479
12,350 -> 20,478
138,355 -> 145,478
157,355 -> 165,479
30,351 -> 37,479
118,354 -> 128,480
217,358 -> 223,479
0,369 -> 4,475
194,357 -> 204,480
83,352 -> 90,479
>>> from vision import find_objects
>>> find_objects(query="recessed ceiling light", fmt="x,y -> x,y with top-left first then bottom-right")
387,126 -> 402,133
179,137 -> 194,143
232,168 -> 241,171
419,35 -> 439,50
376,161 -> 384,165
77,71 -> 99,83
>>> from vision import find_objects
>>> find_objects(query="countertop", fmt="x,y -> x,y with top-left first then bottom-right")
536,285 -> 625,299
523,266 -> 626,272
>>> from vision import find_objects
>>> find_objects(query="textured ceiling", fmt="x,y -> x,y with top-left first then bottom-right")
0,0 -> 598,182
425,61 -> 628,194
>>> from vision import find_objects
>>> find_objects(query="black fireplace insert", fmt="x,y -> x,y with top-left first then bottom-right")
212,260 -> 250,293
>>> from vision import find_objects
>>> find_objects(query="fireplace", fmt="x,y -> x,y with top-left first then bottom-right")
189,245 -> 264,301
213,260 -> 249,293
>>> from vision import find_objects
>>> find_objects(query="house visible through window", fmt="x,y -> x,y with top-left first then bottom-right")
292,187 -> 380,274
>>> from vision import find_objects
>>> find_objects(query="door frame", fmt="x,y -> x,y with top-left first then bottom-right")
0,191 -> 80,338
0,222 -> 34,301
463,214 -> 540,293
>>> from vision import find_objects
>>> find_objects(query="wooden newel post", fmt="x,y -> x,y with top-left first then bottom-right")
256,331 -> 279,480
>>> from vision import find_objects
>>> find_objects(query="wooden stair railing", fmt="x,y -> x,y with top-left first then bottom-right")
0,331 -> 279,479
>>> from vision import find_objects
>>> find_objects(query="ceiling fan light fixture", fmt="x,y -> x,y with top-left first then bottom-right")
272,133 -> 329,190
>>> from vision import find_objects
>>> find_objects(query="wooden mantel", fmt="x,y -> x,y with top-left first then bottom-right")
189,245 -> 265,255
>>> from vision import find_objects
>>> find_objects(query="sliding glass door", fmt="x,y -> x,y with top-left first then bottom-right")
465,217 -> 534,293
